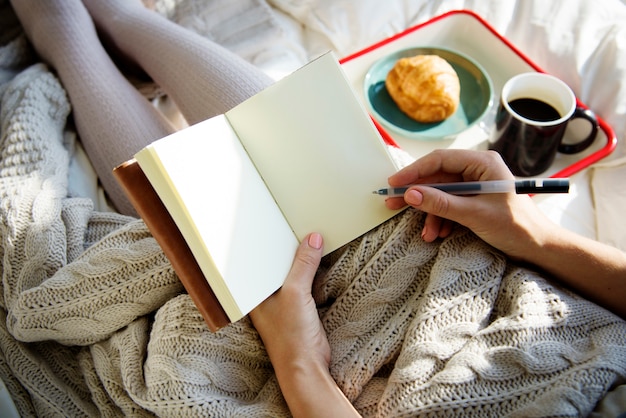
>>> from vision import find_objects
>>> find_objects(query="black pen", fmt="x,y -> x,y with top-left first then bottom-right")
373,178 -> 570,197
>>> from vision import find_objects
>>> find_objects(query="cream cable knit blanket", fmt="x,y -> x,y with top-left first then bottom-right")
2,6 -> 626,418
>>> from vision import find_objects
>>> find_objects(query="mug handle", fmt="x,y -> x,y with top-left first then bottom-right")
558,107 -> 599,154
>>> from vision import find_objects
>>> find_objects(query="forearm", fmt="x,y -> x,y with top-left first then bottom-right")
522,222 -> 626,319
250,232 -> 359,417
273,358 -> 360,418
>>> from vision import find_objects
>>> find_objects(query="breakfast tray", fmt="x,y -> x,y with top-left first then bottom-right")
340,10 -> 617,178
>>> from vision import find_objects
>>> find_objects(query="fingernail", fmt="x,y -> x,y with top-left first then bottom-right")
308,232 -> 323,249
405,189 -> 423,206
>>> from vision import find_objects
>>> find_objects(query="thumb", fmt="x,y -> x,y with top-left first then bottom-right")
285,233 -> 324,291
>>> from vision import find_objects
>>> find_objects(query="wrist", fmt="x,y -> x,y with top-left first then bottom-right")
273,355 -> 359,417
499,197 -> 559,263
517,215 -> 566,266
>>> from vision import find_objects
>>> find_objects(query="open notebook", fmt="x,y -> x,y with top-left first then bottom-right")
114,52 -> 402,330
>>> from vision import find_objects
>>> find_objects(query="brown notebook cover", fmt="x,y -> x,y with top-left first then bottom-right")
113,159 -> 230,332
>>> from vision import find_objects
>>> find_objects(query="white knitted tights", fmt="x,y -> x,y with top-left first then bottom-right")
9,0 -> 272,215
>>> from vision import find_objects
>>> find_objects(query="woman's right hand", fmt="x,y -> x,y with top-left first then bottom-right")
384,149 -> 556,261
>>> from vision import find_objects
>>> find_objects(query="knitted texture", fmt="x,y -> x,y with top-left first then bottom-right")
2,4 -> 626,418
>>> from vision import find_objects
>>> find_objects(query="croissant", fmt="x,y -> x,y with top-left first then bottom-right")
385,54 -> 460,123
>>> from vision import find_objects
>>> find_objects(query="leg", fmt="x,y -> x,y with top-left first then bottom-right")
82,0 -> 274,125
10,0 -> 175,215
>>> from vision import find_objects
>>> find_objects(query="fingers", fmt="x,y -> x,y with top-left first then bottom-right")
388,149 -> 514,187
421,214 -> 454,242
384,150 -> 517,240
402,184 -> 506,243
382,149 -> 524,246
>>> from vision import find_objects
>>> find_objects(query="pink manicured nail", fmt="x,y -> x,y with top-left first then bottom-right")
308,233 -> 323,249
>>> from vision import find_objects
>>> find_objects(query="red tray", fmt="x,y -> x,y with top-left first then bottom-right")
340,10 -> 617,178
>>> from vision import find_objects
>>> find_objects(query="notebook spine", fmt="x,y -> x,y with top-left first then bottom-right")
113,159 -> 230,331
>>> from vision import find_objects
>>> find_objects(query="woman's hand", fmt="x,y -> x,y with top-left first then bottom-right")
385,149 -> 554,260
250,233 -> 360,417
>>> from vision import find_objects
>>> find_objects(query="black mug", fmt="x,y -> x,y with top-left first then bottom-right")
489,72 -> 598,176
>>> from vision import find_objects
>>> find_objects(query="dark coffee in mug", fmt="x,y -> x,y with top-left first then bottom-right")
488,73 -> 598,176
508,98 -> 561,122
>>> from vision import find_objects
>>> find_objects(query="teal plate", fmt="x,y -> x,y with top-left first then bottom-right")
364,47 -> 493,140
